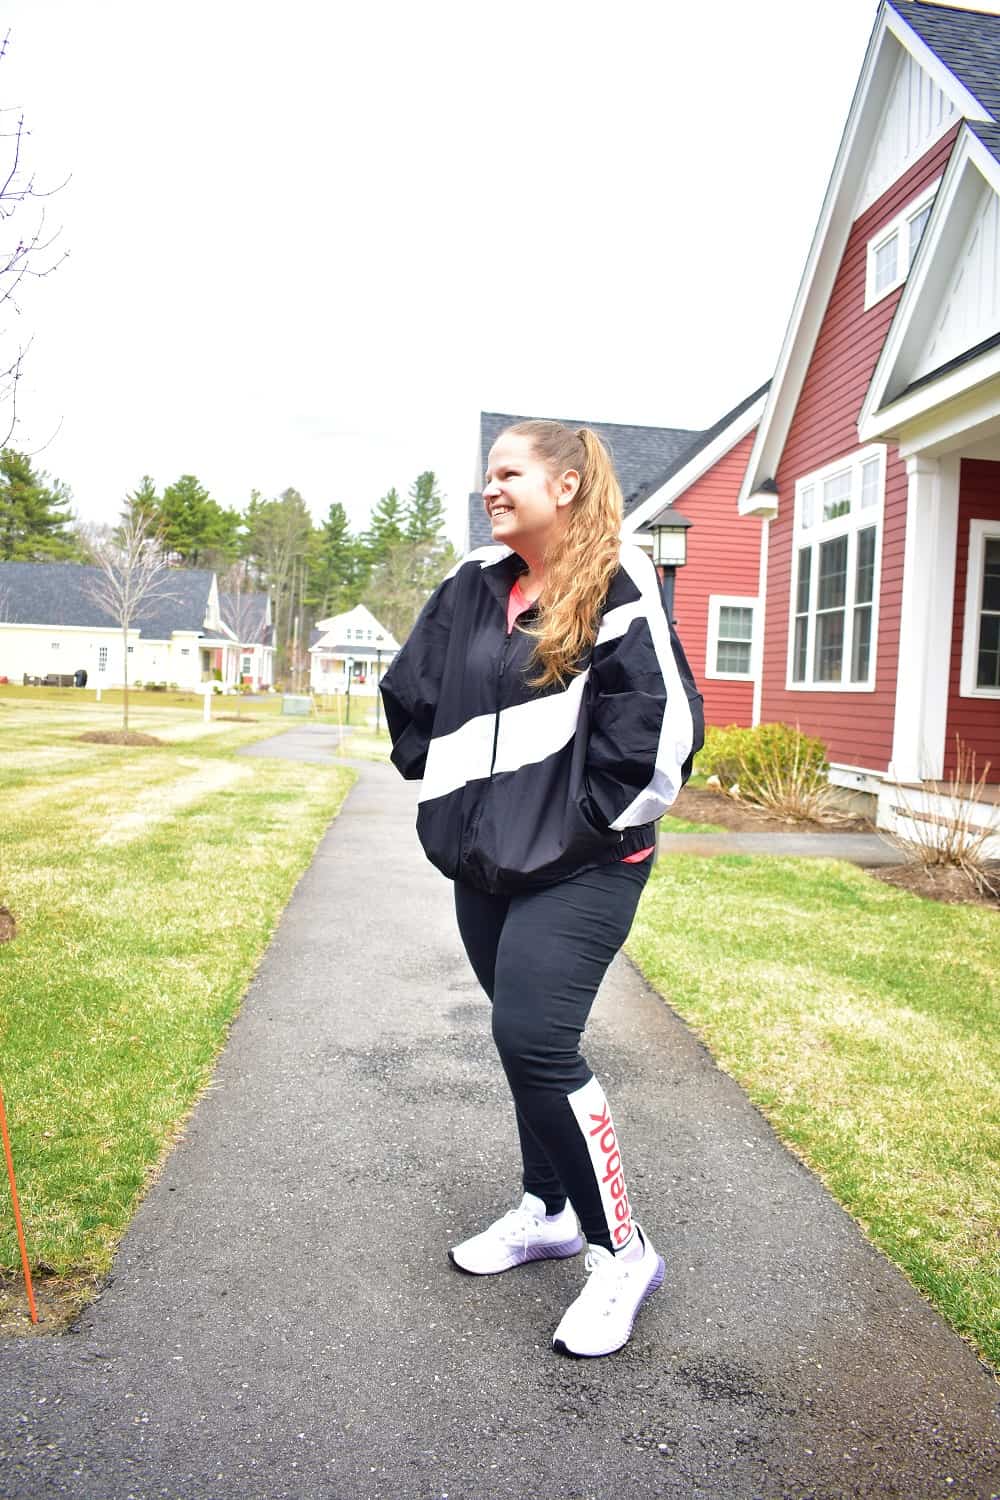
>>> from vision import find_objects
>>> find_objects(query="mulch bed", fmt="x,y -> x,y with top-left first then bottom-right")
672,786 -> 999,911
213,715 -> 257,722
869,862 -> 1000,910
672,784 -> 871,834
77,730 -> 163,746
0,906 -> 15,943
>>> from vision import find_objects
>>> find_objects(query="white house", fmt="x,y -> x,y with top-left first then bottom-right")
308,604 -> 399,696
0,562 -> 274,692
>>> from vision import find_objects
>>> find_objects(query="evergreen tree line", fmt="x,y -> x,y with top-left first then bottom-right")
0,448 -> 459,673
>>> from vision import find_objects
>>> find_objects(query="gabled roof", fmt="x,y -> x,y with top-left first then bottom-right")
738,0 -> 999,516
0,561 -> 216,636
219,591 -> 272,645
623,383 -> 770,537
893,1 -> 1000,121
310,602 -> 399,654
859,118 -> 1000,439
475,409 -> 701,523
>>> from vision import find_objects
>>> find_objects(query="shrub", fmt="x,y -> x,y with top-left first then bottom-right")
698,723 -> 827,790
886,741 -> 999,896
698,722 -> 838,823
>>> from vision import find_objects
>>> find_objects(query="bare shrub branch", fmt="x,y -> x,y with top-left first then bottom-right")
884,740 -> 999,896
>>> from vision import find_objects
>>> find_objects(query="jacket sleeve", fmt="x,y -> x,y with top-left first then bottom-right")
585,548 -> 705,830
378,568 -> 458,780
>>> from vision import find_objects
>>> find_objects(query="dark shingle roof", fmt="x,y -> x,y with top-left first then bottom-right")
219,591 -> 271,645
970,117 -> 1000,166
892,2 -> 1000,123
0,562 -> 215,636
469,410 -> 703,548
309,639 -> 396,658
632,382 -> 771,508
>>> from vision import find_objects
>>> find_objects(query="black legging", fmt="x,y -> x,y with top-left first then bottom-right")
454,858 -> 650,1253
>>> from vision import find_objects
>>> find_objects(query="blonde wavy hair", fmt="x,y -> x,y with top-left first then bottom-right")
500,420 -> 623,688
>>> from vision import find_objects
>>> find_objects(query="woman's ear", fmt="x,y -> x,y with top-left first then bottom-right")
555,468 -> 581,508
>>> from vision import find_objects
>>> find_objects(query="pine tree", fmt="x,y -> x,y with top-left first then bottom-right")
0,448 -> 79,561
363,487 -> 405,563
308,501 -> 367,619
118,475 -> 160,536
405,470 -> 446,545
159,475 -> 240,568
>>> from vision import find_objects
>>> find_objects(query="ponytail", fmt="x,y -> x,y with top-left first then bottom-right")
501,420 -> 623,687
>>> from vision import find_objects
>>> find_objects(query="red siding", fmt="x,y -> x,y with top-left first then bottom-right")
945,460 -> 1000,776
673,430 -> 761,728
760,126 -> 960,771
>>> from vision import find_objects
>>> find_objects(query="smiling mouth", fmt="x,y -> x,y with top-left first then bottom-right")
489,505 -> 513,519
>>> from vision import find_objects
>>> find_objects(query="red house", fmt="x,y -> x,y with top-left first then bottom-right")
736,0 -> 999,847
623,385 -> 768,729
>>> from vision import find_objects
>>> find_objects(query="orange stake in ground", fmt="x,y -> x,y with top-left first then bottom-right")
0,1077 -> 37,1325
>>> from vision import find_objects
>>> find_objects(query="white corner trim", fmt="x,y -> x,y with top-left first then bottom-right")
960,517 -> 1000,698
751,520 -> 769,727
623,393 -> 767,537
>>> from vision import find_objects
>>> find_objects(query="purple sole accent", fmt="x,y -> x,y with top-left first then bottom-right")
552,1255 -> 666,1359
449,1235 -> 584,1276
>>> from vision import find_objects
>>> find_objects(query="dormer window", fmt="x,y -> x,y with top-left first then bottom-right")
864,181 -> 939,309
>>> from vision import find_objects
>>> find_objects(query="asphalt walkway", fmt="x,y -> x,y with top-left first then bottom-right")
1,729 -> 996,1500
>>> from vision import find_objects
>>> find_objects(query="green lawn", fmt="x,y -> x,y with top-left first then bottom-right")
627,853 -> 1000,1370
0,696 -> 354,1303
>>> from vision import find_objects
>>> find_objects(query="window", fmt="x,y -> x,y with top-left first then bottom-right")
789,448 -> 885,690
180,647 -> 190,656
960,521 -> 1000,697
51,641 -> 60,649
873,232 -> 899,296
242,654 -> 252,674
864,181 -> 940,308
127,644 -> 135,654
706,596 -> 758,680
98,646 -> 109,672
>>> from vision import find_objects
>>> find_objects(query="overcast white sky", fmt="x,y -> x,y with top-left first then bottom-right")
1,0 -> 982,547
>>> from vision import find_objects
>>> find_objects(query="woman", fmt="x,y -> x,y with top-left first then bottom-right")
379,420 -> 703,1358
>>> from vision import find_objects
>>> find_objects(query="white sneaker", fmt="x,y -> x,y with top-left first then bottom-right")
551,1226 -> 664,1357
449,1193 -> 583,1275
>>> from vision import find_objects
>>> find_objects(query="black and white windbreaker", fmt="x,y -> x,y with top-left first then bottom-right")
379,541 -> 704,895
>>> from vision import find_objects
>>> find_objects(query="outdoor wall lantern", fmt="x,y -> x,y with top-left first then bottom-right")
647,507 -> 693,622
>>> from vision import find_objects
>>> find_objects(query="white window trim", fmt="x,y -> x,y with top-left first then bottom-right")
864,180 -> 941,311
786,446 -> 886,693
705,595 -> 759,681
960,518 -> 1000,699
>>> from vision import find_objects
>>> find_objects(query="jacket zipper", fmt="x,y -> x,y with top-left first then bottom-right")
489,629 -> 513,777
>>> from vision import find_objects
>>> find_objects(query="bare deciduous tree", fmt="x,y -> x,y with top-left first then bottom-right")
219,559 -> 264,718
83,515 -> 176,734
1,31 -> 69,448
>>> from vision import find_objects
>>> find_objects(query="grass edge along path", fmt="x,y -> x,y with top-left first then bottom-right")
626,852 -> 1000,1373
1,723 -> 355,1329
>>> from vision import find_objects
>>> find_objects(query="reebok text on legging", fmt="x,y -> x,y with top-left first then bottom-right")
453,857 -> 650,1254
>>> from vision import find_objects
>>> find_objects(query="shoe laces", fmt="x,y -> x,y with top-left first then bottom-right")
577,1247 -> 630,1310
496,1203 -> 543,1247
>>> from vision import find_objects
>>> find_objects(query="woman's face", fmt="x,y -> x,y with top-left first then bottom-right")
483,433 -> 578,557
